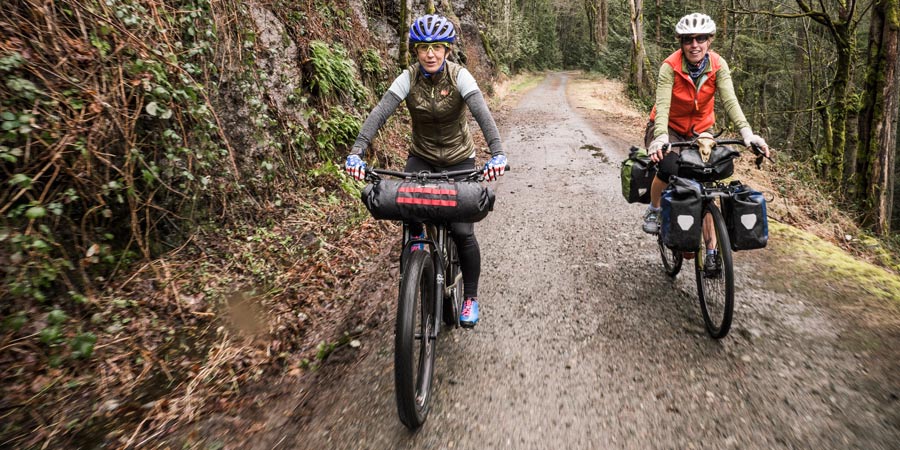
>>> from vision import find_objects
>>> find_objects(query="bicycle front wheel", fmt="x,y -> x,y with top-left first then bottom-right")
395,250 -> 437,429
694,203 -> 734,339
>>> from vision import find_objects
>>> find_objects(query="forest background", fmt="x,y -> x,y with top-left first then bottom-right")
0,0 -> 897,447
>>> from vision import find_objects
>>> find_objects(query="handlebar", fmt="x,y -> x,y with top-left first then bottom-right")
369,167 -> 480,179
662,138 -> 773,167
664,138 -> 745,149
365,165 -> 511,183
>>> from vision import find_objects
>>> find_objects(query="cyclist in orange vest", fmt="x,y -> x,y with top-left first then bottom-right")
642,13 -> 771,269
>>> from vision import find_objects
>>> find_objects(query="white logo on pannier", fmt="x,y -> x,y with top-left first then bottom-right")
677,215 -> 695,231
740,214 -> 757,230
638,188 -> 647,196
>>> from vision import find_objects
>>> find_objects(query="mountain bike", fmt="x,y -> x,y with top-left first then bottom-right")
364,167 -> 487,429
656,137 -> 768,339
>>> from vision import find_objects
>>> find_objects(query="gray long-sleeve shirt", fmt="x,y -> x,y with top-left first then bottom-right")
351,68 -> 504,159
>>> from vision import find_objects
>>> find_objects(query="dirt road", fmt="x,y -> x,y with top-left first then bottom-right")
250,73 -> 899,449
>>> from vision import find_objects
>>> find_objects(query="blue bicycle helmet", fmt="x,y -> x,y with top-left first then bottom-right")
409,14 -> 456,43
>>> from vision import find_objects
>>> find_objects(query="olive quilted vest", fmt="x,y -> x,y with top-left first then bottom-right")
406,61 -> 474,166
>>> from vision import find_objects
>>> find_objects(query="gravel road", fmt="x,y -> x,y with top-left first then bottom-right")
254,72 -> 899,450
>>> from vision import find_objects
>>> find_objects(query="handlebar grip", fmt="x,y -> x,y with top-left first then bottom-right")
750,143 -> 763,155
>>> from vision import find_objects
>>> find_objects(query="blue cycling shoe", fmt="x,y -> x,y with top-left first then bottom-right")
460,297 -> 479,328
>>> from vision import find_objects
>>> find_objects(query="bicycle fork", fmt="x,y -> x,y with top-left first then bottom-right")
432,271 -> 444,341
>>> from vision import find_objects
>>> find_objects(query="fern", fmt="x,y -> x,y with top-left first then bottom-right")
308,41 -> 368,104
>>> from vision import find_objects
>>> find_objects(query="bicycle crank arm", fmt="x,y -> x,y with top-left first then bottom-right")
443,273 -> 463,297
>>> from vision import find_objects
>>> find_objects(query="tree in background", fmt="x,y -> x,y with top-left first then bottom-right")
479,0 -> 559,73
856,0 -> 899,233
628,0 -> 651,97
473,0 -> 897,236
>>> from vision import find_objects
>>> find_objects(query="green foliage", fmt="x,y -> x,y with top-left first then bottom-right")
480,0 -> 560,73
310,160 -> 363,201
1,0 -> 228,370
313,107 -> 361,159
314,332 -> 354,361
0,52 -> 25,71
70,332 -> 98,359
359,48 -> 387,93
593,27 -> 636,78
308,41 -> 368,104
360,48 -> 384,78
3,312 -> 27,332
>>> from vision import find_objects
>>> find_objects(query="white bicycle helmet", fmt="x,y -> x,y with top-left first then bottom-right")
675,13 -> 716,35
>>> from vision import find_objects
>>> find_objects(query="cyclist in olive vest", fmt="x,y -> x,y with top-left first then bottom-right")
345,14 -> 507,328
641,13 -> 771,272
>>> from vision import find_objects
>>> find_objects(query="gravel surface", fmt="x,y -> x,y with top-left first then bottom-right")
246,72 -> 899,450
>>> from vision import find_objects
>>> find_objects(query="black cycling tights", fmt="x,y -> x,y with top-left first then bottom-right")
405,155 -> 481,299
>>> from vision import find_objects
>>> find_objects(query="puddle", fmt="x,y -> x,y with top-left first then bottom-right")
580,144 -> 610,163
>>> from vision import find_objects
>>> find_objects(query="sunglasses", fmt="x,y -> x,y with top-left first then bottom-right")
681,35 -> 710,45
414,42 -> 450,53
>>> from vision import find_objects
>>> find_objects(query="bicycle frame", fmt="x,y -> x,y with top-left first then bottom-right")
364,166 -> 501,428
656,135 -> 767,338
371,166 -> 481,334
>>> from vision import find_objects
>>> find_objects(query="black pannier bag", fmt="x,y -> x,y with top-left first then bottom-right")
361,179 -> 495,223
677,145 -> 740,182
661,176 -> 703,251
621,146 -> 657,204
723,185 -> 769,251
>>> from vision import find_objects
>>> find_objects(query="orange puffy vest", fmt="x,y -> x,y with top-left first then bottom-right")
650,50 -> 722,137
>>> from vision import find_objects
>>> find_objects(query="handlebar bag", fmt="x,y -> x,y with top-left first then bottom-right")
661,176 -> 703,251
621,146 -> 657,204
677,145 -> 740,182
723,185 -> 768,251
361,179 -> 495,223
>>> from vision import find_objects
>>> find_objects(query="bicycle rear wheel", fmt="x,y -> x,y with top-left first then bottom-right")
658,234 -> 683,277
395,250 -> 437,429
694,203 -> 734,339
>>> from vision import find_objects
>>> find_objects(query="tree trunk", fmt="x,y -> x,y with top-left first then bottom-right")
786,23 -> 808,150
504,0 -> 511,41
828,24 -> 853,187
584,0 -> 597,46
758,70 -> 769,137
802,19 -> 819,152
894,126 -> 900,232
856,0 -> 900,234
398,0 -> 408,67
599,0 -> 609,47
794,1 -> 858,187
845,106 -> 861,197
726,0 -> 738,61
655,0 -> 661,42
628,0 -> 648,97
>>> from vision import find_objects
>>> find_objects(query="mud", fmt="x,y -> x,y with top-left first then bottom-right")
210,73 -> 900,449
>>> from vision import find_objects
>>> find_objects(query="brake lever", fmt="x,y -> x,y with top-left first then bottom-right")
651,143 -> 671,164
750,143 -> 774,169
363,168 -> 380,182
